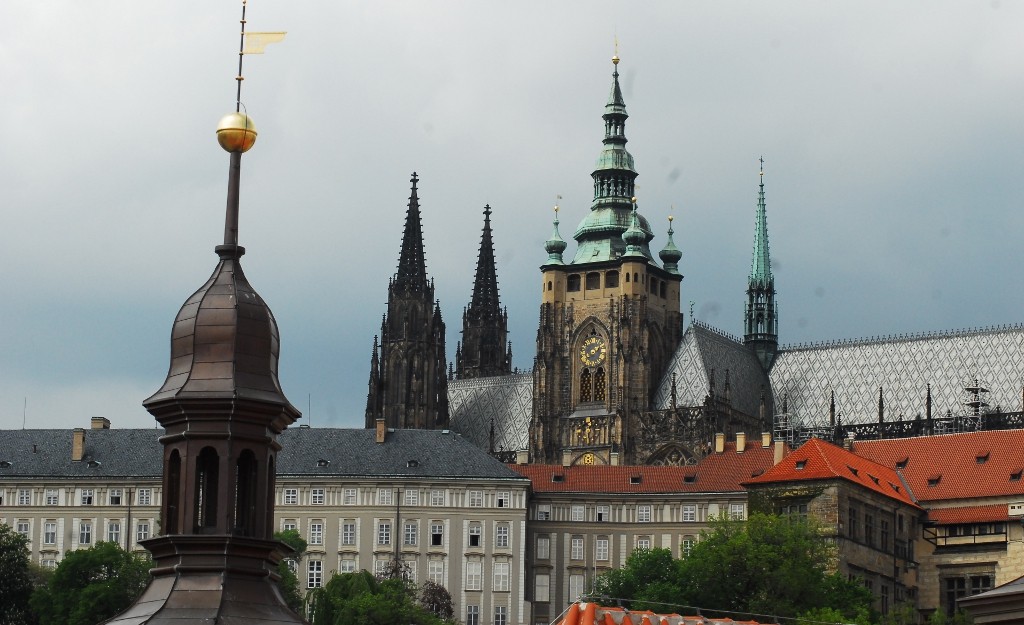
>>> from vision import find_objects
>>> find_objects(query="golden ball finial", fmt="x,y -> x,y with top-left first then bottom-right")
631,196 -> 637,204
216,112 -> 257,153
612,54 -> 620,65
668,215 -> 674,222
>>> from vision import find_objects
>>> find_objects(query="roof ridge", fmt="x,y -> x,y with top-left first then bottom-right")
779,322 -> 1024,351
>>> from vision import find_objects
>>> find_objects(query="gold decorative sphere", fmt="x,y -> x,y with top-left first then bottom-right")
612,54 -> 620,65
216,112 -> 257,153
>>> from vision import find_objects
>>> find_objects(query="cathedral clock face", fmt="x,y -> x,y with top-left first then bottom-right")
579,336 -> 607,366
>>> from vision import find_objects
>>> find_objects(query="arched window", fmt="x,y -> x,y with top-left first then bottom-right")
586,272 -> 601,290
605,271 -> 619,288
567,274 -> 581,292
594,368 -> 606,402
625,273 -> 631,283
547,280 -> 553,291
234,450 -> 258,536
165,449 -> 181,534
579,369 -> 592,403
194,447 -> 220,532
633,272 -> 639,283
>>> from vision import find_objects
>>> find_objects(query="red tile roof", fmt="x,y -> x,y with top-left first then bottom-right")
744,438 -> 920,508
854,430 -> 1024,502
927,503 -> 1011,524
556,602 -> 769,625
510,442 -> 778,494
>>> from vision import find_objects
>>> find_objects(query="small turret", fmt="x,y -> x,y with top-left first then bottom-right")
622,199 -> 646,258
544,204 -> 568,265
658,215 -> 682,274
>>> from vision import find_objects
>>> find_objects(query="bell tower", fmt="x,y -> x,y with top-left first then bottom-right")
531,55 -> 683,466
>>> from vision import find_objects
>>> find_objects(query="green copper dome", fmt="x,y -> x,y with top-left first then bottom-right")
544,208 -> 568,265
659,216 -> 682,273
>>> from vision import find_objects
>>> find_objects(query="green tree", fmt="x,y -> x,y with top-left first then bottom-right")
273,529 -> 308,613
594,547 -> 683,611
0,522 -> 34,625
305,570 -> 454,625
419,580 -> 454,621
29,542 -> 151,625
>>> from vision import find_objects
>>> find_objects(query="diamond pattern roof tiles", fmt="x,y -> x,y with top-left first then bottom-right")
448,372 -> 532,452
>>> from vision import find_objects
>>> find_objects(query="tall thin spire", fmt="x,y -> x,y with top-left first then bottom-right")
744,158 -> 778,371
470,205 -> 500,315
394,172 -> 428,292
458,205 -> 511,379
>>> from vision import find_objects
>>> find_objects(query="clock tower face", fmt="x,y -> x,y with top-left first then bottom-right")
579,336 -> 607,367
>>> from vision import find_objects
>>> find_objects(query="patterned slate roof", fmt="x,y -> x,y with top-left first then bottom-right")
745,438 -> 919,508
770,325 -> 1024,428
511,441 -> 776,494
654,322 -> 771,418
0,427 -> 524,482
448,372 -> 532,452
853,430 -> 1024,502
927,504 -> 1010,525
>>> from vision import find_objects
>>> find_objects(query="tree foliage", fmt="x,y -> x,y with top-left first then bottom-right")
596,513 -> 874,621
419,580 -> 454,620
273,529 -> 308,613
29,542 -> 151,625
0,522 -> 35,625
305,570 -> 455,625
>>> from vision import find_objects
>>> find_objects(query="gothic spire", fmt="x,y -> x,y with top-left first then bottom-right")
394,172 -> 428,292
458,205 -> 512,379
744,158 -> 779,371
470,205 -> 501,317
750,159 -> 773,288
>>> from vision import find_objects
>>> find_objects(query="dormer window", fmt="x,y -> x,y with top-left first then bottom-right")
551,474 -> 564,483
895,458 -> 909,470
847,465 -> 859,476
316,459 -> 330,467
629,475 -> 642,485
1010,470 -> 1022,482
927,474 -> 942,487
976,451 -> 990,464
795,460 -> 807,470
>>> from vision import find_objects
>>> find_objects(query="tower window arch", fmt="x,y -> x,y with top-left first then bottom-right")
594,367 -> 606,402
165,449 -> 181,534
194,446 -> 220,532
234,449 -> 258,537
605,271 -> 619,288
586,272 -> 601,290
567,274 -> 581,292
547,280 -> 553,291
625,273 -> 630,283
634,272 -> 639,283
580,368 -> 592,403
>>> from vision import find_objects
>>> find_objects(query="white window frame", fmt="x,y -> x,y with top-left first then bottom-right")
596,504 -> 610,522
109,489 -> 122,505
405,489 -> 419,506
43,522 -> 57,544
16,521 -> 30,538
537,504 -> 551,520
45,490 -> 58,506
468,490 -> 483,507
428,560 -> 444,584
404,522 -> 418,546
571,505 -> 585,522
309,521 -> 324,545
377,521 -> 391,545
636,536 -> 651,550
79,521 -> 92,544
136,521 -> 150,542
430,522 -> 444,547
571,536 -> 584,560
569,574 -> 585,602
107,521 -> 121,543
495,605 -> 508,625
340,558 -> 356,573
466,561 -> 482,591
637,504 -> 652,523
730,503 -> 745,520
466,605 -> 480,625
469,524 -> 482,548
343,488 -> 357,505
430,489 -> 444,506
535,572 -> 551,602
137,489 -> 152,506
683,504 -> 696,522
496,523 -> 510,548
596,537 -> 609,561
342,521 -> 356,546
378,488 -> 393,506
536,535 -> 550,560
311,488 -> 325,505
307,560 -> 323,588
283,488 -> 298,505
80,489 -> 94,506
18,489 -> 31,505
496,491 -> 510,508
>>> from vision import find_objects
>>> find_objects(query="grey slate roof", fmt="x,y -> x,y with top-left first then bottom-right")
769,325 -> 1024,428
448,372 -> 532,452
0,427 -> 525,482
653,322 -> 772,418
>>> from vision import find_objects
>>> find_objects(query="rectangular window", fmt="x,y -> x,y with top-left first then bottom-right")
109,489 -> 122,505
307,560 -> 323,588
374,559 -> 389,577
466,605 -> 480,625
468,490 -> 483,507
493,562 -> 510,592
340,559 -> 356,573
283,488 -> 298,505
44,522 -> 56,544
41,559 -> 56,569
636,536 -> 651,550
107,521 -> 120,544
495,605 -> 508,625
880,520 -> 890,552
45,490 -> 58,506
682,537 -> 694,557
496,524 -> 510,548
637,505 -> 652,523
729,503 -> 745,520
283,521 -> 297,532
571,505 -> 585,522
379,489 -> 393,506
428,560 -> 444,584
311,488 -> 325,505
597,505 -> 610,522
571,536 -> 584,560
137,489 -> 152,506
342,522 -> 356,546
535,573 -> 551,602
537,504 -> 551,521
865,513 -> 875,548
430,490 -> 444,506
18,489 -> 31,505
309,522 -> 324,545
16,521 -> 30,538
137,522 -> 150,542
405,490 -> 419,506
377,522 -> 391,546
343,488 -> 357,505
469,524 -> 482,548
497,491 -> 510,508
596,537 -> 609,561
466,561 -> 482,591
536,535 -> 550,560
848,506 -> 858,539
81,489 -> 94,506
569,574 -> 585,602
404,522 -> 418,546
682,504 -> 696,522
431,523 -> 444,547
79,521 -> 92,544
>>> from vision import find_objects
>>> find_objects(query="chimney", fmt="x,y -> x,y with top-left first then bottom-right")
515,449 -> 529,465
609,452 -> 620,466
773,440 -> 785,465
714,433 -> 725,454
761,432 -> 771,448
375,418 -> 386,444
91,416 -> 111,430
844,435 -> 855,451
736,432 -> 746,453
561,450 -> 572,468
72,428 -> 85,461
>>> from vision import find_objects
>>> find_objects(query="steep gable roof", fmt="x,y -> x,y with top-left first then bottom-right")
745,437 -> 919,508
853,430 -> 1024,502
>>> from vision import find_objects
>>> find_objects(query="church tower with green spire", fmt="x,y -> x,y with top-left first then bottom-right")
456,205 -> 512,378
531,55 -> 683,466
744,162 -> 778,370
365,173 -> 449,430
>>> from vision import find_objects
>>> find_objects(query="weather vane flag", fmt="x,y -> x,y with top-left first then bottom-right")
234,0 -> 286,112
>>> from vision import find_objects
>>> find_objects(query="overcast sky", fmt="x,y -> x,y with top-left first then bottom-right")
1,1 -> 1022,431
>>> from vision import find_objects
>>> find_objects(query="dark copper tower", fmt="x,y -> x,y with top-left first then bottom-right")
104,8 -> 306,623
